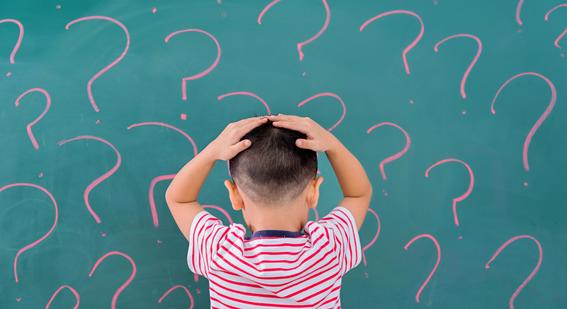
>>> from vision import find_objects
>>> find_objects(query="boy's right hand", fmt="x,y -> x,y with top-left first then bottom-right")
267,113 -> 337,152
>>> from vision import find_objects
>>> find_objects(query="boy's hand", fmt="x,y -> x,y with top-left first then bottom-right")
267,114 -> 336,152
207,116 -> 269,161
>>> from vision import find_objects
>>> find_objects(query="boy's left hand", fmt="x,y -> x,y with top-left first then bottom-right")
206,116 -> 269,161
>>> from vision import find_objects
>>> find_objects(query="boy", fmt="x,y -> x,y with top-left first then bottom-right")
165,113 -> 373,308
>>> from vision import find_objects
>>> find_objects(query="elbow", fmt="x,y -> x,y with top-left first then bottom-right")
365,182 -> 373,197
164,185 -> 176,204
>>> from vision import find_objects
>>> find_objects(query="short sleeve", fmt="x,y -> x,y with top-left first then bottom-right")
317,207 -> 362,275
187,210 -> 229,279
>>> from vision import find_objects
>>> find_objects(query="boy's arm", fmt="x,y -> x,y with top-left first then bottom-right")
164,145 -> 217,241
326,134 -> 373,230
165,116 -> 268,241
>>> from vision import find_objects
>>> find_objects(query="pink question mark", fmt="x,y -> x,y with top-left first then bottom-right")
258,0 -> 331,61
403,233 -> 441,304
158,285 -> 195,309
0,18 -> 23,77
544,4 -> 567,49
366,122 -> 411,181
57,135 -> 122,225
362,208 -> 381,267
297,92 -> 346,132
14,88 -> 52,150
311,208 -> 320,221
217,91 -> 272,178
434,34 -> 483,99
46,285 -> 80,309
88,251 -> 137,309
516,0 -> 525,26
425,158 -> 474,231
360,10 -> 424,75
485,235 -> 543,309
65,16 -> 130,116
164,29 -> 221,106
491,72 -> 556,172
127,122 -> 198,228
0,183 -> 59,285
217,91 -> 272,115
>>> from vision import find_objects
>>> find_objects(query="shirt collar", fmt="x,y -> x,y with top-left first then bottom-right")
245,229 -> 304,240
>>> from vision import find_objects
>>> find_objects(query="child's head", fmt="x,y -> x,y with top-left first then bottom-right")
224,118 -> 324,230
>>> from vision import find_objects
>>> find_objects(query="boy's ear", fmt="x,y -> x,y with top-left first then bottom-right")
307,175 -> 324,209
224,179 -> 244,211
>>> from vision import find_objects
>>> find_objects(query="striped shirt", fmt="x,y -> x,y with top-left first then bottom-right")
188,206 -> 362,308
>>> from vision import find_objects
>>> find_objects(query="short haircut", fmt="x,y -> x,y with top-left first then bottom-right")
228,117 -> 318,207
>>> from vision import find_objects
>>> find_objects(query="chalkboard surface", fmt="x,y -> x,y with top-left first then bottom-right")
1,0 -> 566,308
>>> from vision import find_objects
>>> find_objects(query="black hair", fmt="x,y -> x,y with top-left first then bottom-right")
228,116 -> 318,207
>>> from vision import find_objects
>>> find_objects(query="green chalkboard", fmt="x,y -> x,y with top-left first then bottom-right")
1,0 -> 566,308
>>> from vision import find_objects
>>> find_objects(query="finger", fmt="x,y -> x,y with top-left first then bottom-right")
237,116 -> 268,132
295,138 -> 316,150
232,116 -> 267,132
271,120 -> 308,134
267,113 -> 300,121
245,115 -> 269,125
230,117 -> 268,142
232,139 -> 252,152
236,116 -> 268,127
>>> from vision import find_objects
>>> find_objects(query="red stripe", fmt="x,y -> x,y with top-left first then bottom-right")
200,220 -> 213,277
322,224 -> 340,272
209,272 -> 262,288
190,213 -> 208,274
328,214 -> 349,262
272,232 -> 339,293
243,235 -> 324,260
335,208 -> 358,269
212,278 -> 284,298
209,287 -> 312,308
313,285 -> 341,308
198,218 -> 221,277
329,212 -> 353,271
210,286 -> 340,309
207,224 -> 223,256
235,224 -> 246,233
245,235 -> 308,241
210,273 -> 341,307
219,235 -> 333,273
212,250 -> 337,283
275,260 -> 339,294
222,227 -> 329,270
244,240 -> 307,251
332,233 -> 345,272
316,285 -> 341,305
316,290 -> 340,307
204,222 -> 227,277
209,295 -> 239,309
287,269 -> 340,300
216,228 -> 230,253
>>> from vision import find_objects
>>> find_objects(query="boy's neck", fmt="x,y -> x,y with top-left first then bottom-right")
249,223 -> 303,233
245,204 -> 306,233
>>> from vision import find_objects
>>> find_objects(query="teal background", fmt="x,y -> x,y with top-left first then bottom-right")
1,0 -> 566,308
